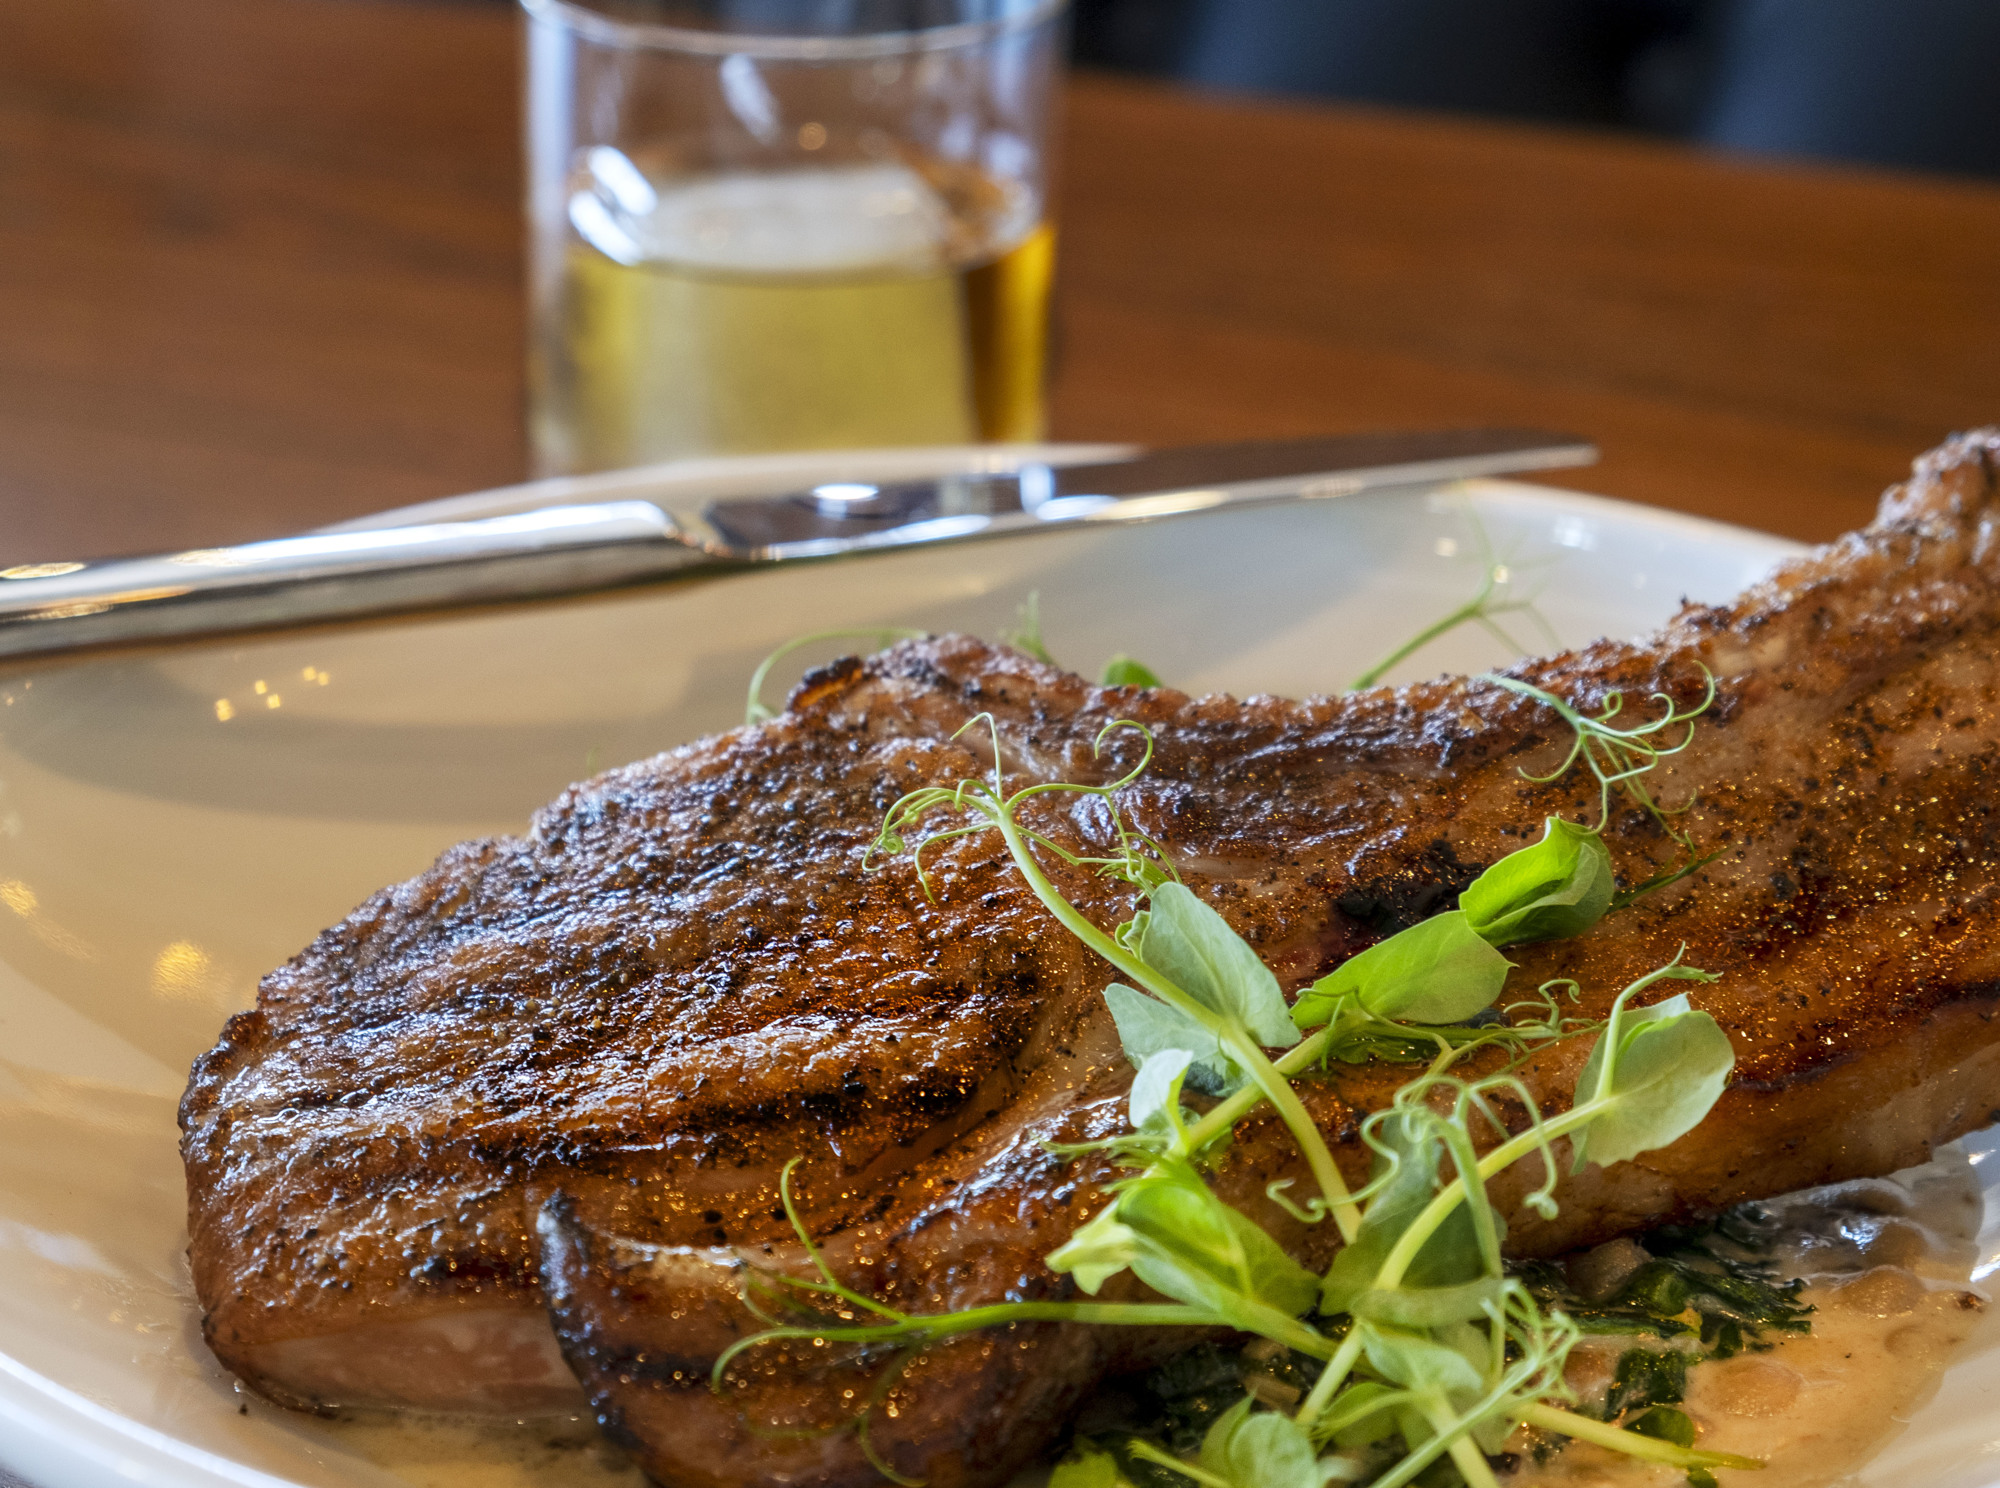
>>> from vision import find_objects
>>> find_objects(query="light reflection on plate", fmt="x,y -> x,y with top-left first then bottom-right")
2,451 -> 1989,1488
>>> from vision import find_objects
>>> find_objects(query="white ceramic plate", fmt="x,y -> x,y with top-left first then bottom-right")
3,450 -> 1996,1488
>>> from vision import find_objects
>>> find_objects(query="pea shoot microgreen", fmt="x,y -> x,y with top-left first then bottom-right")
1102,654 -> 1165,688
715,644 -> 1749,1488
1002,591 -> 1059,666
1351,516 -> 1558,691
1004,592 -> 1165,686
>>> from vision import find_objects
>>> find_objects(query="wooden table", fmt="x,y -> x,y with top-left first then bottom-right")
3,0 -> 1998,566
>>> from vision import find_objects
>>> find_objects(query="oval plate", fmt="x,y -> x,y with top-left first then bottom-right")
1,450 -> 1992,1488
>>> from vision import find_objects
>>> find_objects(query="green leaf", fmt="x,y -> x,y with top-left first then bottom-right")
1113,907 -> 1152,957
1114,1161 -> 1321,1324
1049,1443 -> 1135,1488
1141,883 -> 1300,1050
1104,984 -> 1236,1095
1130,1049 -> 1195,1141
1198,1399 -> 1346,1488
1349,1275 -> 1503,1329
1101,654 -> 1163,688
1356,1321 -> 1484,1397
1292,911 -> 1511,1031
1570,987 -> 1735,1173
1320,1111 -> 1500,1316
1045,1201 -> 1140,1295
1046,1158 -> 1323,1321
1319,1380 -> 1407,1449
1459,816 -> 1615,947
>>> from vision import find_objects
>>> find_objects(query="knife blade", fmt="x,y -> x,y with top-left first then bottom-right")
0,428 -> 1593,660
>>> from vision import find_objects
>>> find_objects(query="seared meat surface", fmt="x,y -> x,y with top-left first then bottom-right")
183,433 -> 2000,1485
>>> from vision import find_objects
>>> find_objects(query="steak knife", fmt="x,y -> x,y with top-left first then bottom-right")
0,428 -> 1592,660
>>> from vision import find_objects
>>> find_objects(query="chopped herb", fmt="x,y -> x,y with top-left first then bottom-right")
1148,1344 -> 1276,1454
1625,1405 -> 1696,1448
1604,1348 -> 1691,1417
1513,1203 -> 1812,1359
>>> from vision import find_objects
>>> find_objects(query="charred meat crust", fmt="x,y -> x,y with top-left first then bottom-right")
182,431 -> 2000,1481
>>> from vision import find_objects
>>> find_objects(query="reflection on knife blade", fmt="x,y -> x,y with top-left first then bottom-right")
0,429 -> 1593,661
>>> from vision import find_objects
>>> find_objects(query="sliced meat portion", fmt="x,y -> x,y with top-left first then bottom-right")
182,433 -> 2000,1485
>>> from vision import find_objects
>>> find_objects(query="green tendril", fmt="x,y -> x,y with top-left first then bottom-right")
744,627 -> 929,725
1482,665 -> 1717,851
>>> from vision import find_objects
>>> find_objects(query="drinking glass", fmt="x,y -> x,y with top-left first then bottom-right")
521,0 -> 1067,476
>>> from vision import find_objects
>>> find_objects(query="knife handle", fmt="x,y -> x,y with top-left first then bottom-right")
0,502 -> 705,659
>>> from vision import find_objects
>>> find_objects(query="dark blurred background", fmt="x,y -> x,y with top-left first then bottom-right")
1070,0 -> 2000,179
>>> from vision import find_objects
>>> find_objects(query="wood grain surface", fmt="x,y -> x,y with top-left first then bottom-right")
1,0 -> 1996,564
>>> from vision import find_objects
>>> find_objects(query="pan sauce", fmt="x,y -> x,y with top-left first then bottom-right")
1508,1148 -> 1987,1487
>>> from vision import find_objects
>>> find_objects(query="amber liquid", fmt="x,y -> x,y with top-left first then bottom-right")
529,163 -> 1054,474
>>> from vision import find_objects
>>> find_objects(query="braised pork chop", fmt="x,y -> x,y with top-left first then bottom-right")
183,432 -> 2000,1484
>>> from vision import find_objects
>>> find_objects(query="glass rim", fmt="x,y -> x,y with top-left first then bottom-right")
518,0 -> 1066,58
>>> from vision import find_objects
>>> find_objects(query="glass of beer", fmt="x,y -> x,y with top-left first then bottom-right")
521,0 -> 1067,476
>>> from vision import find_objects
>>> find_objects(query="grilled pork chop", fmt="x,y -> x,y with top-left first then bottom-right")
183,432 -> 2000,1485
